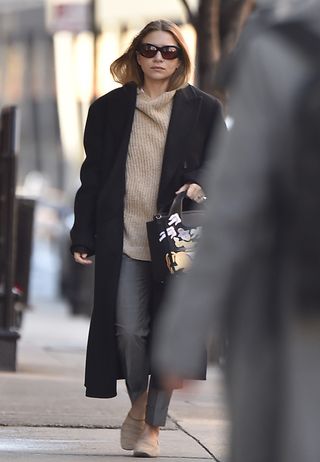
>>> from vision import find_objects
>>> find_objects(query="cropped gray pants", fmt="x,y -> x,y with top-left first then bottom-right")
115,254 -> 172,427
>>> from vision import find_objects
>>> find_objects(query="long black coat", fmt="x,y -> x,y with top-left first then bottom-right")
71,82 -> 224,398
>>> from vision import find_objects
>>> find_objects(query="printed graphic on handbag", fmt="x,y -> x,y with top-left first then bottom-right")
146,192 -> 205,282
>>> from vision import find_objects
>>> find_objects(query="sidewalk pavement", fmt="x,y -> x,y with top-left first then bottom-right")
0,300 -> 230,461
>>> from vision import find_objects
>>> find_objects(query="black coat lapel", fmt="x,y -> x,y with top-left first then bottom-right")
114,83 -> 137,160
157,85 -> 202,209
103,83 -> 137,188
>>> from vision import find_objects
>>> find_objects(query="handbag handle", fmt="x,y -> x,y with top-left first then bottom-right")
168,191 -> 187,217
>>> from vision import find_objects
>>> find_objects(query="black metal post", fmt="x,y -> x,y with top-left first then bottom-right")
91,0 -> 98,100
0,106 -> 20,371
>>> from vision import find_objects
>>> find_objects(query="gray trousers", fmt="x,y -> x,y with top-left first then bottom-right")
115,254 -> 172,427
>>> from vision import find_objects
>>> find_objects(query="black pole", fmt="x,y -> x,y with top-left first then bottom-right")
91,0 -> 98,100
0,106 -> 20,371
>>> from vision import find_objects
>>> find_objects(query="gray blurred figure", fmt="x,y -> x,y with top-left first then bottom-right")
153,1 -> 320,462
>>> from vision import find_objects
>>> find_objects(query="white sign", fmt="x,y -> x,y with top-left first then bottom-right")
46,0 -> 92,33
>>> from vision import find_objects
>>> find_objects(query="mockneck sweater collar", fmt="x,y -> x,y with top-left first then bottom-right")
137,88 -> 176,107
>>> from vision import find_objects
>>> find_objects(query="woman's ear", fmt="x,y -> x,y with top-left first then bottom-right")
136,52 -> 142,66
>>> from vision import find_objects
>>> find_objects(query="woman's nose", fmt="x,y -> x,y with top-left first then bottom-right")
154,50 -> 163,60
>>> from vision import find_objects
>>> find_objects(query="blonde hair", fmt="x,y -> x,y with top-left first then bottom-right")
110,20 -> 191,91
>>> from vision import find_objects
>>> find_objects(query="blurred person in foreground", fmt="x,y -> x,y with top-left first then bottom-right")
70,19 -> 224,458
153,1 -> 320,462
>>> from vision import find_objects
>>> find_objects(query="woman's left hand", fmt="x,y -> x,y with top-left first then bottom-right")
176,183 -> 207,203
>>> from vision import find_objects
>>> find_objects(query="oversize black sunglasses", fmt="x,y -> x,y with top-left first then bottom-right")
137,43 -> 181,60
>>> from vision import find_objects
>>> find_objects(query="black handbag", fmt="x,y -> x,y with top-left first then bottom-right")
146,192 -> 205,282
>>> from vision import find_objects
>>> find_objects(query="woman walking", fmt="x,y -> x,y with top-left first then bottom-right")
71,19 -> 224,457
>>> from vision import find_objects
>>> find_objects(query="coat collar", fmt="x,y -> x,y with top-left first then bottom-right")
157,85 -> 202,210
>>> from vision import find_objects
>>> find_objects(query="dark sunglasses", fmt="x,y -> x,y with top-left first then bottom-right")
137,43 -> 181,60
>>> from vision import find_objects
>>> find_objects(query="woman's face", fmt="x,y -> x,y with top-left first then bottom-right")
137,30 -> 181,86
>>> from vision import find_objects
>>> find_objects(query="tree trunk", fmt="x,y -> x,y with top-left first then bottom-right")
180,0 -> 256,98
220,0 -> 256,54
196,0 -> 220,94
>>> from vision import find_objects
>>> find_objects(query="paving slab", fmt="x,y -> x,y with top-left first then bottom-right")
0,308 -> 174,430
0,427 -> 212,460
0,370 -> 136,428
0,456 -> 212,461
0,367 -> 176,430
176,419 -> 230,462
169,368 -> 230,461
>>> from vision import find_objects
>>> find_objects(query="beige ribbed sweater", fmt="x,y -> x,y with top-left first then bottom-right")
123,89 -> 176,261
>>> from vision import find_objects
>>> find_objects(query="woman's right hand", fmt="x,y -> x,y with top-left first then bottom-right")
73,252 -> 93,265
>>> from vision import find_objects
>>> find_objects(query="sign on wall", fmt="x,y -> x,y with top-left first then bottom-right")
46,0 -> 93,33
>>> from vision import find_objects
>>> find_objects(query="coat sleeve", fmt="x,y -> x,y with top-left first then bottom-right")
70,101 -> 105,254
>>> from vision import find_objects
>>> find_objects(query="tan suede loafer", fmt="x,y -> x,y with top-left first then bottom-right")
133,435 -> 160,458
120,413 -> 145,450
